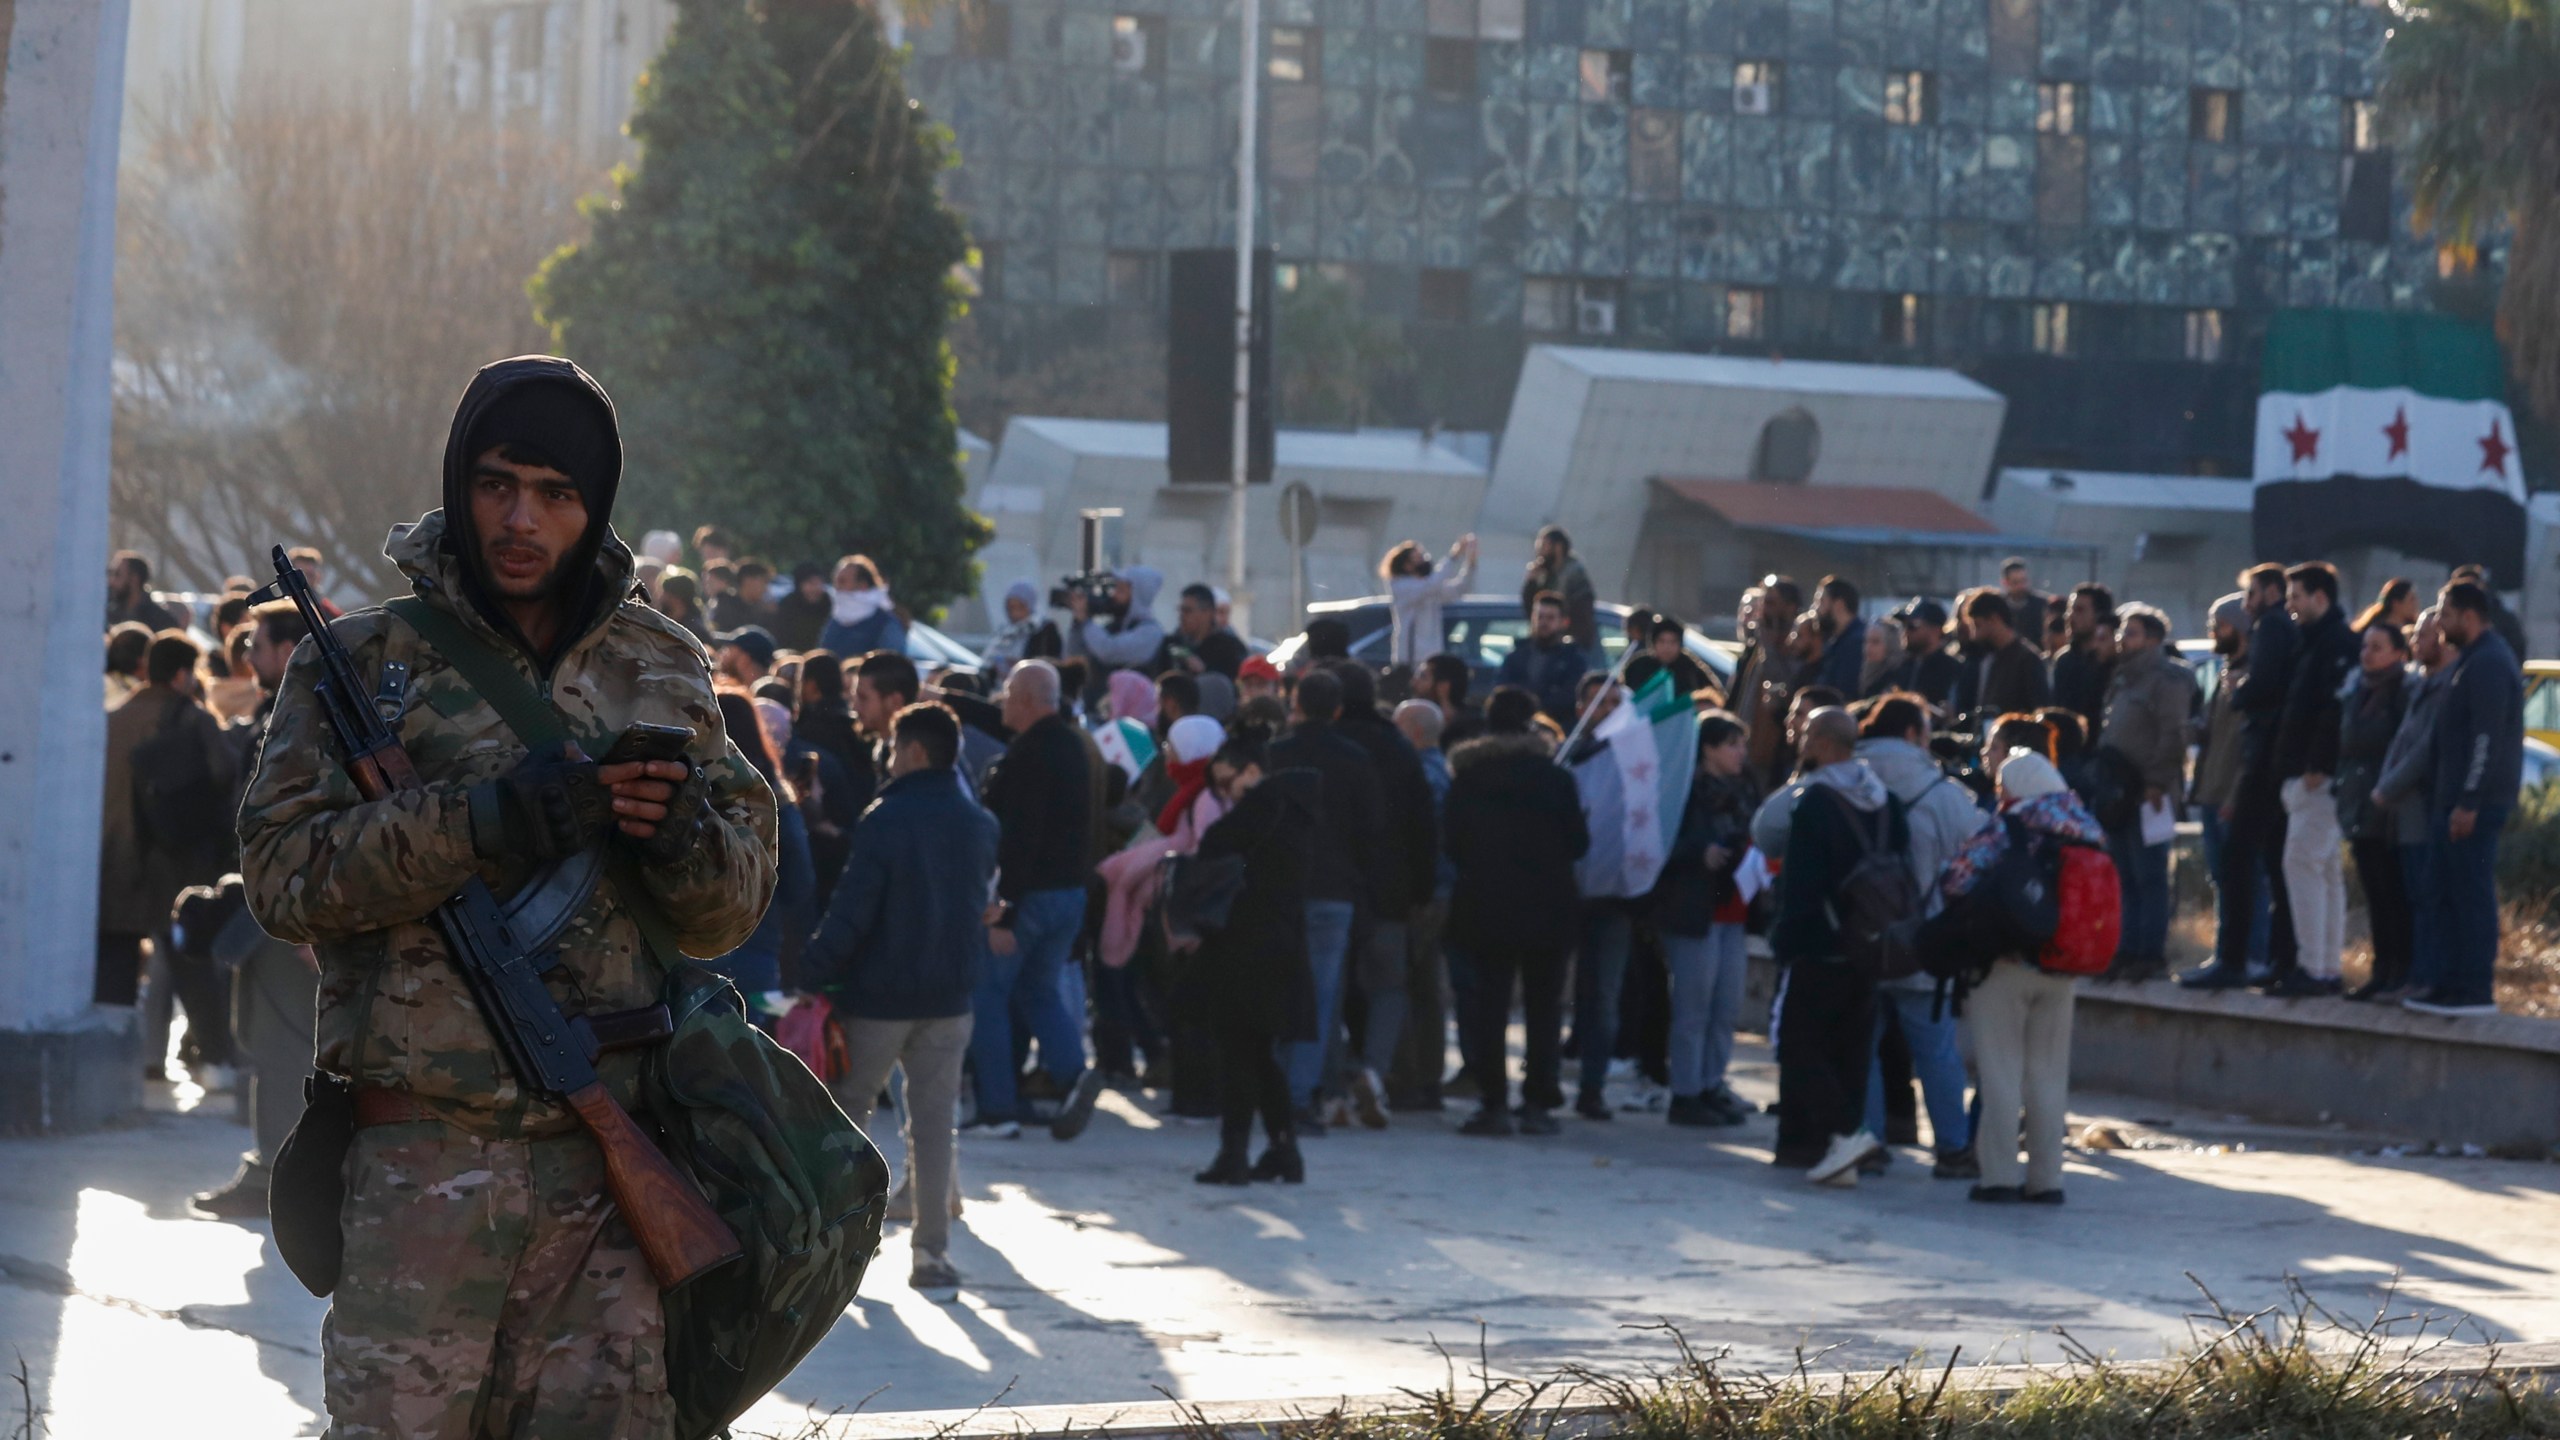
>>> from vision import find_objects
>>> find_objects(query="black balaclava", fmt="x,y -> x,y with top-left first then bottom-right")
438,355 -> 625,665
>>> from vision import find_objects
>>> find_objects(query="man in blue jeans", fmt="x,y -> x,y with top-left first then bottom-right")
2096,604 -> 2193,981
1268,669 -> 1383,1127
2407,581 -> 2522,1017
975,660 -> 1107,1138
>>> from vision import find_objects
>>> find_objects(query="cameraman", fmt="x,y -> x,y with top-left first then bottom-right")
1064,565 -> 1167,689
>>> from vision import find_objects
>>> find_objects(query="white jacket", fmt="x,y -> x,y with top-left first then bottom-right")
1387,546 -> 1475,665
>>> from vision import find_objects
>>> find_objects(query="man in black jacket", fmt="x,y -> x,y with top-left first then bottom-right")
974,659 -> 1106,1138
2412,580 -> 2525,1015
1769,708 -> 1906,1185
1268,668 -> 1385,1126
1157,582 -> 1248,679
2266,562 -> 2359,997
1499,591 -> 1595,727
2183,563 -> 2301,990
2047,582 -> 2117,731
1883,598 -> 1962,716
1320,661 -> 1440,1126
802,703 -> 999,1289
1957,590 -> 2052,730
1445,688 -> 1588,1136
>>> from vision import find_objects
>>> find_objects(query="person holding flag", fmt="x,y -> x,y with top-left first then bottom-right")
1560,657 -> 1701,1119
1092,668 -> 1161,784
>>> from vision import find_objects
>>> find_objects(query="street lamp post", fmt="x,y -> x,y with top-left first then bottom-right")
1226,0 -> 1261,638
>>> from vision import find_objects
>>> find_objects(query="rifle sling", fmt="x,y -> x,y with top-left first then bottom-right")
384,596 -> 691,974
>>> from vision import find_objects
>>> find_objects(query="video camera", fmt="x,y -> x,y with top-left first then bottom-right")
1049,571 -> 1123,615
1048,508 -> 1126,616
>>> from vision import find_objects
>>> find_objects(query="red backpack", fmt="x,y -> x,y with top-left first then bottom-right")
2037,840 -> 2121,976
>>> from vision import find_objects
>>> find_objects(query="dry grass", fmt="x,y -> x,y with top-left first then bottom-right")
810,1282 -> 2560,1440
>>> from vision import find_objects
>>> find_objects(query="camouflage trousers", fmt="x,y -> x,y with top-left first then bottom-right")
323,1123 -> 670,1440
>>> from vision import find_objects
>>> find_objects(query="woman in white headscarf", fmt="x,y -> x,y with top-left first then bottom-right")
979,579 -> 1056,679
1094,714 -> 1229,968
1934,748 -> 2109,1206
818,554 -> 907,656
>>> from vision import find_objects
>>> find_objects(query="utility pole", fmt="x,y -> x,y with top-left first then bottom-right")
1225,0 -> 1261,639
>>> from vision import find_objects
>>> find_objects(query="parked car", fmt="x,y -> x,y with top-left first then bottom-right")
905,619 -> 985,677
1267,595 -> 1737,701
2522,660 -> 2560,748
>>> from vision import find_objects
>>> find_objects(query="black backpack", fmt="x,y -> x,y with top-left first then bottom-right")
1822,788 -> 1923,981
1916,815 -> 2064,1012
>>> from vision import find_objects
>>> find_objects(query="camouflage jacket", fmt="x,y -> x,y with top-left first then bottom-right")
237,511 -> 777,1137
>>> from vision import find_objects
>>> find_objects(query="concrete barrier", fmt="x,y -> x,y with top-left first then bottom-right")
1742,948 -> 2560,1152
2072,980 -> 2560,1153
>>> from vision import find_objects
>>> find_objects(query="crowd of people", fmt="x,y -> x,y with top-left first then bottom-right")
93,523 -> 2530,1282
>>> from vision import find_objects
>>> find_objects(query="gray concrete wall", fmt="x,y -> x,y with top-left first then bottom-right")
0,0 -> 140,1130
2073,982 -> 2560,1153
1745,952 -> 2560,1151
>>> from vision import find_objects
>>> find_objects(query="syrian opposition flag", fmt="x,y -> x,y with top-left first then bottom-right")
1092,716 -> 1157,784
1588,669 -> 1699,897
2252,309 -> 2527,580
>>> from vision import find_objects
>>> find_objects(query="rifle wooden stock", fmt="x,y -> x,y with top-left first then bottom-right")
566,1081 -> 743,1287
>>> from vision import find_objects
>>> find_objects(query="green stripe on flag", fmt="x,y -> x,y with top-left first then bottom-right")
1630,667 -> 1688,723
2260,309 -> 2506,402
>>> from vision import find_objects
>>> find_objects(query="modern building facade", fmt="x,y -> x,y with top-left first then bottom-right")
903,0 -> 2438,473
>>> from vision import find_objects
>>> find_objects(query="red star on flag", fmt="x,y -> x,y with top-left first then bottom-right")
2283,411 -> 2320,463
2383,406 -> 2409,461
2480,417 -> 2512,476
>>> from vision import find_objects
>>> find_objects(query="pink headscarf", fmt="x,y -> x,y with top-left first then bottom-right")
1107,667 -> 1158,727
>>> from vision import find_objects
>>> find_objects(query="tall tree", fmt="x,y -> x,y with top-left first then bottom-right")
2382,0 -> 2560,422
535,0 -> 986,608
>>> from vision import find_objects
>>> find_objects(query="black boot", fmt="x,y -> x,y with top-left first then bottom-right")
1195,1135 -> 1253,1185
1250,1132 -> 1305,1183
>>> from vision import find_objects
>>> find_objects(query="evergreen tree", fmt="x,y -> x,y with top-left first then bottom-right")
534,0 -> 986,607
2382,0 -> 2560,422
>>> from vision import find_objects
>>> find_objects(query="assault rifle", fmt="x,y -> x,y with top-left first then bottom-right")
251,546 -> 741,1289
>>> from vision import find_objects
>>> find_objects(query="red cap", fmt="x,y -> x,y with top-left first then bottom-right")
1238,655 -> 1282,681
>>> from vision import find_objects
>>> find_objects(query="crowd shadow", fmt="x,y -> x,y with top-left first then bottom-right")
919,1037 -> 2560,1392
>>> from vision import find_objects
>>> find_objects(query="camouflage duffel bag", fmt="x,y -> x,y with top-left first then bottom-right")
645,963 -> 888,1439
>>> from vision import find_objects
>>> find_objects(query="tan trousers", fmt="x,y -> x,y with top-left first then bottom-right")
829,1013 -> 973,1258
1966,960 -> 2075,1195
2281,777 -> 2346,981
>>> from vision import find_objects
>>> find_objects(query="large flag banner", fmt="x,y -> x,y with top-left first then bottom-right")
1590,669 -> 1699,897
2252,309 -> 2527,580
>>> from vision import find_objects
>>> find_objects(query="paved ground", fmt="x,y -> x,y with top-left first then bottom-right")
6,1043 -> 2560,1438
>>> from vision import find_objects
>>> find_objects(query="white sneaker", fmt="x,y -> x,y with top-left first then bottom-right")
1349,1068 -> 1390,1130
1806,1129 -> 1882,1185
194,1063 -> 238,1093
